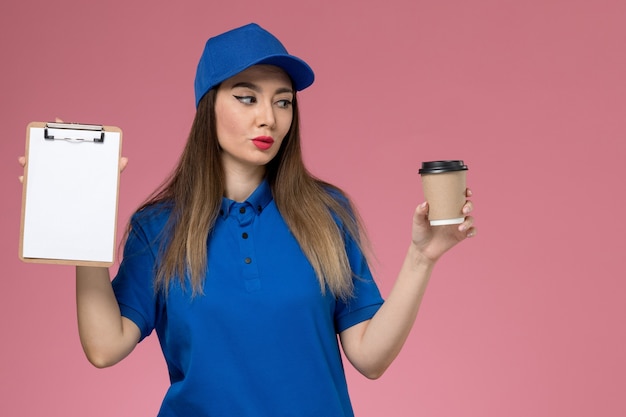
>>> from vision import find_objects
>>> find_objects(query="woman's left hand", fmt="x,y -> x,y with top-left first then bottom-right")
410,188 -> 476,263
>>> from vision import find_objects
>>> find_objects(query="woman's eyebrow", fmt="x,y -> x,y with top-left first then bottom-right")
275,87 -> 294,95
232,81 -> 260,91
231,82 -> 293,95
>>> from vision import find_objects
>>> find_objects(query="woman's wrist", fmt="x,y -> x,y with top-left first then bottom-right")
407,243 -> 438,272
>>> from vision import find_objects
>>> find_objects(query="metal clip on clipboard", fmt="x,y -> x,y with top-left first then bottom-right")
44,122 -> 105,143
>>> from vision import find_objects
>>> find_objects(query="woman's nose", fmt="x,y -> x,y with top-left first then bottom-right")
256,101 -> 276,128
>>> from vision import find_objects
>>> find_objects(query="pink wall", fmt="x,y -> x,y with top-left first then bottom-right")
2,0 -> 625,415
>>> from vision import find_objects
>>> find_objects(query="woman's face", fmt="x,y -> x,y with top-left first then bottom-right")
214,65 -> 294,174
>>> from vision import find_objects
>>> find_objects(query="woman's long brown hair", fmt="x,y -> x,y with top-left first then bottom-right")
132,88 -> 367,301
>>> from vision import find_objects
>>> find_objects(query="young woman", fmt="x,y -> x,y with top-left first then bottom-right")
67,23 -> 475,416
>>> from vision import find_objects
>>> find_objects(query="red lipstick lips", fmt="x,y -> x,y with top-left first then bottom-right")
251,136 -> 274,150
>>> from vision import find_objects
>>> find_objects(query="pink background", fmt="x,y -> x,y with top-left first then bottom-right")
2,0 -> 625,415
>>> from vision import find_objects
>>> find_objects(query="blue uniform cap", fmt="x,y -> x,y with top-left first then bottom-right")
194,23 -> 315,107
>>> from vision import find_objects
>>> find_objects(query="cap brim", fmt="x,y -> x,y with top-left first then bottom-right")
253,54 -> 315,91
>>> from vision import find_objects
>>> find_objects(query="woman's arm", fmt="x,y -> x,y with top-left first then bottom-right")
73,154 -> 137,368
340,191 -> 476,379
76,266 -> 141,368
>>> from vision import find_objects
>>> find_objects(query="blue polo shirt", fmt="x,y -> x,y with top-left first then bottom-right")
112,180 -> 384,417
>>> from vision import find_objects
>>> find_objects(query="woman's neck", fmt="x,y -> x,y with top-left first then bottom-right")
223,165 -> 266,202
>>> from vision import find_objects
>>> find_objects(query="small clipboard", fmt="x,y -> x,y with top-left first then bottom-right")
19,122 -> 123,267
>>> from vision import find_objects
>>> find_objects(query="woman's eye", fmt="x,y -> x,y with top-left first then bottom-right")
234,95 -> 256,104
276,99 -> 292,109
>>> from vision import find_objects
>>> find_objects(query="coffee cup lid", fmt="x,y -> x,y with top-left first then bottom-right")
418,160 -> 468,174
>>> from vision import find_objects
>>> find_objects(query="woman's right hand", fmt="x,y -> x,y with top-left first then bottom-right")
18,156 -> 26,183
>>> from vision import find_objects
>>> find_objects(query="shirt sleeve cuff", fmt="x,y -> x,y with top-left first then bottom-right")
335,303 -> 382,333
119,304 -> 152,342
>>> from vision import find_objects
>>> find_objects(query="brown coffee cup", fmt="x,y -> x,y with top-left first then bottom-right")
419,160 -> 468,226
